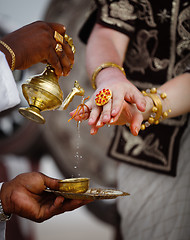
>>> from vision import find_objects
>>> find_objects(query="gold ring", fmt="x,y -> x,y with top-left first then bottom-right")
54,31 -> 64,44
64,34 -> 76,54
95,89 -> 112,106
54,31 -> 76,54
55,43 -> 63,52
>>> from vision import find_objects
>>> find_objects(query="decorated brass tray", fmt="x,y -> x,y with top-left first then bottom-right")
45,188 -> 130,200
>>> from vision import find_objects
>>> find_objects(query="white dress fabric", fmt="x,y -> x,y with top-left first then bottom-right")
0,51 -> 20,112
117,115 -> 190,240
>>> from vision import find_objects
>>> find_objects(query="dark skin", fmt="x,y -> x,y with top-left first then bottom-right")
0,21 -> 89,222
0,172 -> 92,223
0,22 -> 88,222
0,21 -> 74,76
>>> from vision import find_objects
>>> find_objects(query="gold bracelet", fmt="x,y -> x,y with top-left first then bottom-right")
91,62 -> 126,89
0,40 -> 15,71
141,88 -> 171,130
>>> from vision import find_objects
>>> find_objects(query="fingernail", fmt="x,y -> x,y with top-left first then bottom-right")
90,129 -> 94,134
90,129 -> 95,135
97,121 -> 102,126
103,114 -> 108,121
89,118 -> 93,123
134,127 -> 139,135
110,118 -> 114,123
142,101 -> 146,109
112,109 -> 116,115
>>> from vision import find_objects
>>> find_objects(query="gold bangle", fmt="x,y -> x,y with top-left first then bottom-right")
91,62 -> 126,89
141,88 -> 171,131
0,40 -> 15,71
146,93 -> 162,122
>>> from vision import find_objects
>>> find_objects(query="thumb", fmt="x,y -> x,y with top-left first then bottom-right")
41,173 -> 60,191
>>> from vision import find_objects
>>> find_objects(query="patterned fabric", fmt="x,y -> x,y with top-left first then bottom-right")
117,116 -> 190,240
92,0 -> 190,176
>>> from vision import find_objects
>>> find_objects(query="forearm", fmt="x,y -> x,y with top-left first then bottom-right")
142,73 -> 190,122
86,23 -> 129,86
158,73 -> 190,118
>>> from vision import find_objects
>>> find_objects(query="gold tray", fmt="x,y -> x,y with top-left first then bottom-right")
45,188 -> 130,200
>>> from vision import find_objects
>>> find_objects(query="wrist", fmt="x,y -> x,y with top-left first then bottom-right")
95,66 -> 126,89
0,183 -> 11,221
140,88 -> 172,131
0,40 -> 15,71
142,96 -> 154,121
91,62 -> 126,89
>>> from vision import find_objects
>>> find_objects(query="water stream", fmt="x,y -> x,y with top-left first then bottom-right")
71,121 -> 82,178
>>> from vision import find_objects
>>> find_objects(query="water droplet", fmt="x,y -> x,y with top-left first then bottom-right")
71,116 -> 85,177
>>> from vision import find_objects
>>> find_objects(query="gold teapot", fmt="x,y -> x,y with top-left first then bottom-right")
19,33 -> 84,124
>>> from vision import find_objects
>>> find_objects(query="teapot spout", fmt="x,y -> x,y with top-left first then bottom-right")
61,80 -> 85,110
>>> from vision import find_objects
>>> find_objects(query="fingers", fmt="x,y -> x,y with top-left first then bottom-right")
62,39 -> 74,68
70,111 -> 89,121
62,40 -> 74,64
53,36 -> 74,76
89,87 -> 145,136
69,102 -> 91,122
49,25 -> 74,76
57,198 -> 91,212
96,100 -> 112,126
56,41 -> 74,76
123,84 -> 146,112
88,104 -> 101,124
111,80 -> 146,115
69,97 -> 102,135
111,90 -> 125,117
94,81 -> 146,128
40,173 -> 60,191
54,39 -> 74,76
90,125 -> 100,135
50,24 -> 74,76
48,22 -> 66,36
130,112 -> 143,136
46,39 -> 72,77
46,46 -> 63,76
4,20 -> 74,75
69,80 -> 145,136
48,197 -> 92,218
109,101 -> 144,135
